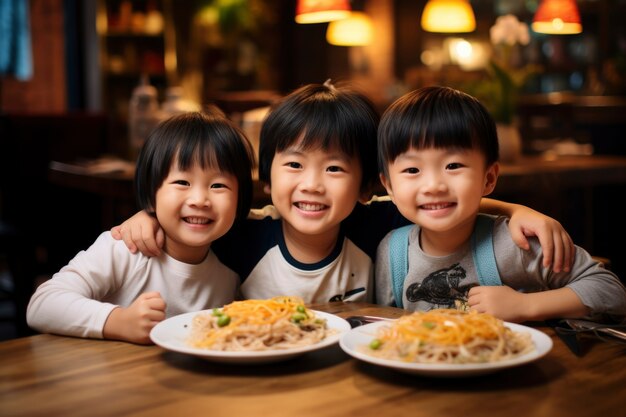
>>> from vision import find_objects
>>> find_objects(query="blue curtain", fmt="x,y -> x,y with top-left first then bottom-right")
0,0 -> 33,80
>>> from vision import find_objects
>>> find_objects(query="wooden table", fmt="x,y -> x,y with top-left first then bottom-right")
48,160 -> 137,229
2,302 -> 625,417
494,154 -> 626,193
489,155 -> 626,278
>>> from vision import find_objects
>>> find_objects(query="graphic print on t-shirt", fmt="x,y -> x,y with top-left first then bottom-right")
406,263 -> 473,309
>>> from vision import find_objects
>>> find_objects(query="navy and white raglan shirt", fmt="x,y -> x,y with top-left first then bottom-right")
213,197 -> 408,304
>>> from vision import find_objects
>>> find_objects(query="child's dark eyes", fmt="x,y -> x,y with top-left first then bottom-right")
327,165 -> 345,173
171,180 -> 228,189
446,162 -> 464,170
402,167 -> 420,174
286,162 -> 302,169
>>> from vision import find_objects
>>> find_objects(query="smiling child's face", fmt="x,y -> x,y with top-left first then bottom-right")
155,160 -> 239,264
268,139 -> 363,242
381,146 -> 498,239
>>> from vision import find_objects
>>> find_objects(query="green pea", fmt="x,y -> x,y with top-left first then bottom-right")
291,312 -> 307,323
369,339 -> 382,350
296,305 -> 306,313
422,321 -> 436,329
212,308 -> 223,316
217,314 -> 231,327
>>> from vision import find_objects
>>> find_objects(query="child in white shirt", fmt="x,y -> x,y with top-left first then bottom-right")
27,109 -> 255,343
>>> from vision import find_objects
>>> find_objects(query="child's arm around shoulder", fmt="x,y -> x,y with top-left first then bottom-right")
110,206 -> 279,257
111,210 -> 164,257
366,196 -> 574,273
480,198 -> 574,272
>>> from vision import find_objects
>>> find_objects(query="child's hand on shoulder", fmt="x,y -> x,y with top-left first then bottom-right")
508,205 -> 574,273
110,211 -> 164,257
103,291 -> 166,344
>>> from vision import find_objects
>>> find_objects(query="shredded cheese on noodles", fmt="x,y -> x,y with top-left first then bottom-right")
365,309 -> 534,364
187,296 -> 331,351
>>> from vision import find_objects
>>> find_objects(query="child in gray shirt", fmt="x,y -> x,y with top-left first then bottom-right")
375,86 -> 626,323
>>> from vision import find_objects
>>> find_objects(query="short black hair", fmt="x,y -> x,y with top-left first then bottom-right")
258,81 -> 380,194
134,109 -> 255,222
378,86 -> 498,178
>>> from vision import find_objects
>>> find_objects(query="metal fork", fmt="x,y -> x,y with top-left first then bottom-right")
562,319 -> 626,342
550,319 -> 626,355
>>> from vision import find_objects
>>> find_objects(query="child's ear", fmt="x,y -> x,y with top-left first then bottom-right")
482,162 -> 500,196
379,173 -> 395,200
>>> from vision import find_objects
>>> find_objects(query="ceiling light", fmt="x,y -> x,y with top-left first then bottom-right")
421,0 -> 476,33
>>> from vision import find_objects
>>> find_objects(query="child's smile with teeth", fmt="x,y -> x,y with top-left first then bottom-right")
184,216 -> 211,225
295,202 -> 327,212
421,202 -> 455,210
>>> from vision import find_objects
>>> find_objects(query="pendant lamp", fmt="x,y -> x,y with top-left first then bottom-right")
326,12 -> 373,46
421,0 -> 476,33
295,0 -> 351,24
532,0 -> 582,34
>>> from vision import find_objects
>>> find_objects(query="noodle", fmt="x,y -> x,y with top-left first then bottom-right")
187,296 -> 332,351
363,309 -> 534,364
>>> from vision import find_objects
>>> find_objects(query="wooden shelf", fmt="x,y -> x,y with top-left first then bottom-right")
97,0 -> 175,120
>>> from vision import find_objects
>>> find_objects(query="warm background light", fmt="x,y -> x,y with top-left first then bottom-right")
326,12 -> 374,46
421,0 -> 476,33
295,0 -> 351,24
532,0 -> 582,34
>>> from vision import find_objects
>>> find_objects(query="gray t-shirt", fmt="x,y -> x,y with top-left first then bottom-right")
375,215 -> 626,320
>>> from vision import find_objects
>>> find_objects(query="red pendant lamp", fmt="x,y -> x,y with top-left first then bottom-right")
295,0 -> 351,24
532,0 -> 582,34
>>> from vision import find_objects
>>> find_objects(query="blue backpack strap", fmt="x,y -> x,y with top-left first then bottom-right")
471,214 -> 502,286
388,225 -> 413,308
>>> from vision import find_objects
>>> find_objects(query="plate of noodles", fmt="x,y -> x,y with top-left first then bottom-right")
339,309 -> 552,377
150,296 -> 351,364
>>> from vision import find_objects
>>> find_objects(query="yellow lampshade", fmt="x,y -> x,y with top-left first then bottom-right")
532,0 -> 582,34
326,12 -> 373,46
421,0 -> 476,33
295,0 -> 351,24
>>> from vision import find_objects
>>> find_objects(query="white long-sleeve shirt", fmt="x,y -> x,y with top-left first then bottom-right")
27,232 -> 239,339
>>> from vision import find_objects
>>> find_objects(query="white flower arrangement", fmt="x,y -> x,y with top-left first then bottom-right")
489,14 -> 530,47
467,14 -> 539,124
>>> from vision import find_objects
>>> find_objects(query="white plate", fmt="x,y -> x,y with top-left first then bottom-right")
339,321 -> 552,377
150,310 -> 351,364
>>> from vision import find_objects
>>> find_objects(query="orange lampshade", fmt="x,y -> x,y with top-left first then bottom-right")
326,12 -> 373,46
421,0 -> 476,33
295,0 -> 351,24
532,0 -> 582,34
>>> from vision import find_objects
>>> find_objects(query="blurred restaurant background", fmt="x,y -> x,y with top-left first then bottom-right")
1,0 -> 625,338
